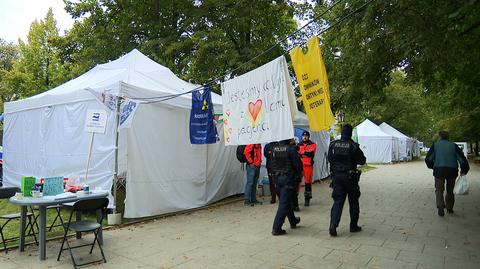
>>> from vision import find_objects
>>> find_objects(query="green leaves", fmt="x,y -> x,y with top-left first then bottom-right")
317,0 -> 480,143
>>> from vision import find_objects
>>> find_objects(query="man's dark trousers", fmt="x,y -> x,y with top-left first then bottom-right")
330,172 -> 361,228
273,175 -> 297,231
435,177 -> 456,210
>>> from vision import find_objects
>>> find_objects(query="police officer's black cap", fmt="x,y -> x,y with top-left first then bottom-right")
341,124 -> 353,139
302,131 -> 310,137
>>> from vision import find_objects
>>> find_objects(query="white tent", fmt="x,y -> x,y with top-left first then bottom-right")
3,49 -> 244,218
356,119 -> 399,163
379,122 -> 414,161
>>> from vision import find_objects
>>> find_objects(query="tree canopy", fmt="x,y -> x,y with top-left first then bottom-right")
0,0 -> 478,146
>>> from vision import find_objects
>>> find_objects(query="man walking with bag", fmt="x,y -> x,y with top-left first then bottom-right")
425,131 -> 470,216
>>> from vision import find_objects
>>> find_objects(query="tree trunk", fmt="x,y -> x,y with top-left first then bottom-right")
476,141 -> 479,156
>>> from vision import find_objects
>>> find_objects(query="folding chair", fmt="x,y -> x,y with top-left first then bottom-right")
31,204 -> 65,232
57,198 -> 108,268
0,187 -> 38,253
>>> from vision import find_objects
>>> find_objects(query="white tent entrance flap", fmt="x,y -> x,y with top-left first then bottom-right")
3,49 -> 243,218
355,119 -> 399,163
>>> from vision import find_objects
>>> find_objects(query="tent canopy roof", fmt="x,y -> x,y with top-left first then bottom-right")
5,49 -> 222,113
379,122 -> 410,139
356,119 -> 392,137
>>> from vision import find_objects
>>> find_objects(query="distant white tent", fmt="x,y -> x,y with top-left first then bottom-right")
379,122 -> 414,161
413,140 -> 421,157
455,142 -> 469,157
356,119 -> 399,163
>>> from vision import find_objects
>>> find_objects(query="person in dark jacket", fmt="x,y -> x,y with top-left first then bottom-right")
264,142 -> 278,204
425,131 -> 469,216
327,124 -> 366,236
271,139 -> 303,236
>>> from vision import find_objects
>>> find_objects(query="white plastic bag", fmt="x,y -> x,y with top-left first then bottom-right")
453,175 -> 469,195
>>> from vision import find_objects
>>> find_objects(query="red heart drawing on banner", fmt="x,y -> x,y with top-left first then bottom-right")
248,99 -> 263,122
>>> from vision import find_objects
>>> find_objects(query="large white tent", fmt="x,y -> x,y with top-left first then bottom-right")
356,119 -> 399,163
379,122 -> 414,161
3,49 -> 244,218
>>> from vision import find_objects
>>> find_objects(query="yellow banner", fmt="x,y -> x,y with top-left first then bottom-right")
290,36 -> 335,131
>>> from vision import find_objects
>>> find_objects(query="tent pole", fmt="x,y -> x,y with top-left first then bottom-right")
113,96 -> 122,214
84,132 -> 95,186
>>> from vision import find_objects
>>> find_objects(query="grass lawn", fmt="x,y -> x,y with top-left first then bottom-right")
0,199 -> 106,249
359,164 -> 377,173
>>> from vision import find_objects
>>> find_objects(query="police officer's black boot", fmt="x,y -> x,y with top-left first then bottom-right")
329,223 -> 337,237
304,183 -> 312,206
290,217 -> 301,229
293,192 -> 300,211
350,225 -> 362,233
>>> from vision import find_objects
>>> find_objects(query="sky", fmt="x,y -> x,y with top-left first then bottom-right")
0,0 -> 75,44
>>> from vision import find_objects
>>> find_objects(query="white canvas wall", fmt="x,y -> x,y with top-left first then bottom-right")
311,131 -> 331,179
356,120 -> 397,163
357,136 -> 393,163
123,102 -> 243,218
3,100 -> 116,192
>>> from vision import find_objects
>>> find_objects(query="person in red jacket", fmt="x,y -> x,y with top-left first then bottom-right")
298,131 -> 317,206
244,144 -> 263,206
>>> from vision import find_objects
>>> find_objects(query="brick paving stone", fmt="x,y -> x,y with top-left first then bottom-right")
323,249 -> 373,267
355,244 -> 399,259
406,234 -> 446,246
382,239 -> 424,252
345,234 -> 385,247
317,238 -> 361,252
397,250 -> 444,267
0,256 -> 21,269
367,256 -> 417,269
289,254 -> 340,269
251,249 -> 303,265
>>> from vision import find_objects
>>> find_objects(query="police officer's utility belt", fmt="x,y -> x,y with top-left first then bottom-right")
333,169 -> 362,181
273,172 -> 291,176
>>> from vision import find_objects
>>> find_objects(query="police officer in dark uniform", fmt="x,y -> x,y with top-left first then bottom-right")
327,124 -> 366,236
271,139 -> 303,236
264,141 -> 278,204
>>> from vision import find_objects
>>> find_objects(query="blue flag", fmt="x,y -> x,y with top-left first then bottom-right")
190,87 -> 218,144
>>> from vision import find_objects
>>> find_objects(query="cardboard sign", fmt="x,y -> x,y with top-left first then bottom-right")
85,109 -> 107,133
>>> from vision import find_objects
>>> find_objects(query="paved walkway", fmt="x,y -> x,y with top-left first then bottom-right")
1,160 -> 480,269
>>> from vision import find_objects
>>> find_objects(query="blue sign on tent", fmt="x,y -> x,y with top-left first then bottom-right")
189,86 -> 218,144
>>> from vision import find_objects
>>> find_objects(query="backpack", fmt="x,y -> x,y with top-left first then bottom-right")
236,145 -> 254,163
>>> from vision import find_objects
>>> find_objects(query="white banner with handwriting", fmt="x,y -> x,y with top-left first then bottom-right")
221,56 -> 296,146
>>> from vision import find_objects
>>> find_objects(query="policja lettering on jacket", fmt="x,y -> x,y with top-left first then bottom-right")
327,124 -> 366,237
